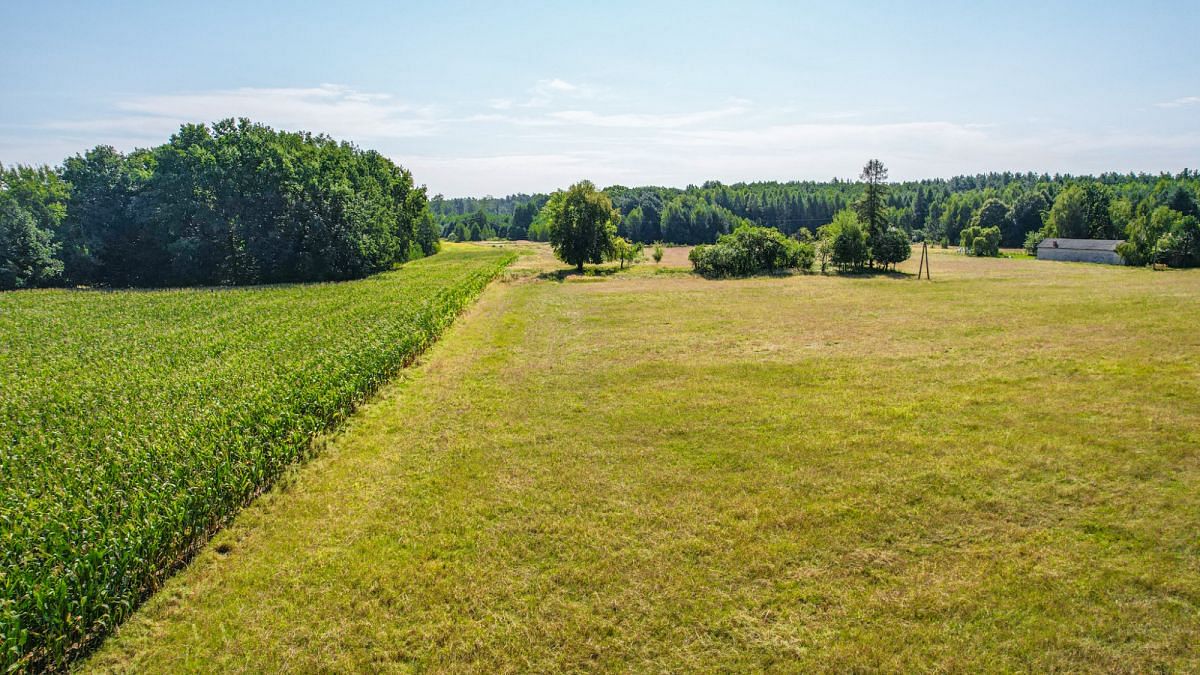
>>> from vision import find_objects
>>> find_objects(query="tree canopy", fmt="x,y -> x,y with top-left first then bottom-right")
0,119 -> 439,288
546,180 -> 619,272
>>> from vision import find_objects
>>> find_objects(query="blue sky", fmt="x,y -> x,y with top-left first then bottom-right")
3,1 -> 1198,196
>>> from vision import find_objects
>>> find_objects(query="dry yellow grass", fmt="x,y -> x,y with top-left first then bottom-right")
88,244 -> 1200,672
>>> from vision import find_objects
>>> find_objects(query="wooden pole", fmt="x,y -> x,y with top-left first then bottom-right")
917,241 -> 931,280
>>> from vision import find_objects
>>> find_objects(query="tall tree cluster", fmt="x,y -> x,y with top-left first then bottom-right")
1,119 -> 439,289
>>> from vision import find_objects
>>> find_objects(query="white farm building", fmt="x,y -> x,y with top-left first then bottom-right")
1036,238 -> 1125,265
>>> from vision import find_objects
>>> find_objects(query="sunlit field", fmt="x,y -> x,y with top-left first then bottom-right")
0,245 -> 514,671
89,246 -> 1200,672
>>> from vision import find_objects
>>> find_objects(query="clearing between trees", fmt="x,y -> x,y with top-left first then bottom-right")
87,245 -> 1200,672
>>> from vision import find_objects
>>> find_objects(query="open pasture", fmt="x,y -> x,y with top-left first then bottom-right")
88,247 -> 1200,672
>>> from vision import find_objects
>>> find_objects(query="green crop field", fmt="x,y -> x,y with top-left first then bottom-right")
84,246 -> 1200,672
0,244 -> 514,671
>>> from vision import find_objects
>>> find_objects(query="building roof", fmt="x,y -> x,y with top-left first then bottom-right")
1037,238 -> 1124,251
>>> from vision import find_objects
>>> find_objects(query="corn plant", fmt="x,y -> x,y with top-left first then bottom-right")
0,246 -> 514,672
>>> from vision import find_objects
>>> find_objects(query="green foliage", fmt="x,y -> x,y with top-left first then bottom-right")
429,193 -> 549,241
426,172 -> 1200,260
960,225 -> 1001,256
689,224 -> 812,278
652,242 -> 664,263
546,180 -> 619,272
4,120 -> 435,288
609,237 -> 644,269
872,227 -> 913,269
855,159 -> 889,247
1023,229 -> 1045,255
973,198 -> 1012,243
1047,185 -> 1089,238
1010,192 -> 1049,248
821,210 -> 869,272
1046,183 -> 1119,240
0,201 -> 63,289
0,246 -> 515,671
1119,206 -> 1200,267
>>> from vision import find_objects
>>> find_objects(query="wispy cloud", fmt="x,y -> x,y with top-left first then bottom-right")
490,78 -> 597,110
16,80 -> 1200,196
1156,96 -> 1200,108
43,84 -> 438,145
546,104 -> 749,130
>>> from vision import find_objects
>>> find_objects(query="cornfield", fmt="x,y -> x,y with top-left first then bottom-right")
0,246 -> 515,671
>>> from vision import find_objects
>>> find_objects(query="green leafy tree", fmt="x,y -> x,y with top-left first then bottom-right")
874,227 -> 912,270
856,159 -> 889,265
0,201 -> 63,289
1010,192 -> 1048,247
689,224 -> 811,277
609,236 -> 643,269
960,225 -> 1001,256
546,180 -> 619,272
414,210 -> 441,257
1119,206 -> 1200,267
827,209 -> 869,271
1046,185 -> 1090,238
973,198 -> 1012,247
510,201 -> 536,239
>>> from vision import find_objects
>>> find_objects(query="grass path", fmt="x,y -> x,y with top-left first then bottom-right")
89,248 -> 1200,671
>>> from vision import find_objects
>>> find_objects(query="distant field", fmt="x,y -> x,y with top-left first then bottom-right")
0,245 -> 514,671
89,246 -> 1200,672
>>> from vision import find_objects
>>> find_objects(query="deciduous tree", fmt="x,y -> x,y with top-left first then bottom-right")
546,180 -> 619,272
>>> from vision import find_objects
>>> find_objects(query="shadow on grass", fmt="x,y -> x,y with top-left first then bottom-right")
537,266 -> 625,282
824,268 -> 913,279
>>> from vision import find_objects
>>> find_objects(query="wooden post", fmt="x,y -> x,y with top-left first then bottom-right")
917,241 -> 931,280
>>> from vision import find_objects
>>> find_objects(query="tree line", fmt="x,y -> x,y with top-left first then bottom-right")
433,169 -> 1200,267
544,163 -> 914,278
1,119 -> 440,289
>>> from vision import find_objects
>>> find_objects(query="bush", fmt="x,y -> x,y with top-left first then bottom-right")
831,221 -> 869,271
872,227 -> 912,270
652,242 -> 664,263
960,225 -> 1001,256
1023,230 -> 1045,255
689,224 -> 811,278
609,236 -> 644,269
1119,206 -> 1200,267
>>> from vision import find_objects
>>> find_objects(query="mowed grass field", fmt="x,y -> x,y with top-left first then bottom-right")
89,246 -> 1200,672
0,245 -> 515,671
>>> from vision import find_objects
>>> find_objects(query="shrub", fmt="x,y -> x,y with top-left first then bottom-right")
831,221 -> 869,271
610,236 -> 644,269
961,225 -> 1001,256
1023,230 -> 1045,255
689,224 -> 810,278
872,227 -> 912,270
652,242 -> 664,263
1119,206 -> 1200,267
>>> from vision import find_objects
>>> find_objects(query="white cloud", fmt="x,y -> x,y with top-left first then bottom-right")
510,78 -> 597,108
42,84 -> 438,146
1156,96 -> 1200,108
546,104 -> 749,129
12,81 -> 1200,196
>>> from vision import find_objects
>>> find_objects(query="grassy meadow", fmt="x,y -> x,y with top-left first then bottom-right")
86,246 -> 1200,672
0,245 -> 515,671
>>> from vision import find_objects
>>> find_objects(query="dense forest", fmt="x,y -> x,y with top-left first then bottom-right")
433,170 -> 1200,267
0,119 -> 439,289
